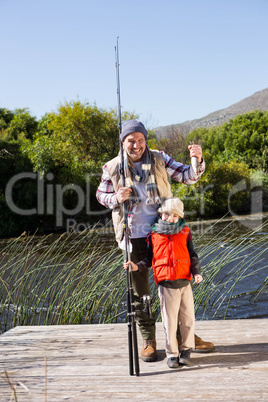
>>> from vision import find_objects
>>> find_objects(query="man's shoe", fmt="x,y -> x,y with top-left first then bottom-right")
141,339 -> 157,362
167,356 -> 179,368
180,349 -> 191,365
194,335 -> 215,353
177,334 -> 215,353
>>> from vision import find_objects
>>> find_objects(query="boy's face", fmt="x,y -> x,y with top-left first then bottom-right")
161,212 -> 179,223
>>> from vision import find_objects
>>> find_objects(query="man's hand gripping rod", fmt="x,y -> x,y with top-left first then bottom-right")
115,38 -> 140,377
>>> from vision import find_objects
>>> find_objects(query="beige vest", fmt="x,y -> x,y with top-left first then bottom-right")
106,150 -> 173,244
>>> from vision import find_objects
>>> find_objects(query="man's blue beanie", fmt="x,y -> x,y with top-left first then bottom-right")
120,119 -> 148,142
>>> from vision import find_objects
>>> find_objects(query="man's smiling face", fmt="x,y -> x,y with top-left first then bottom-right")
123,132 -> 146,162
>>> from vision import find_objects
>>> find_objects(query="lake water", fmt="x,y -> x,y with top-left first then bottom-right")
191,214 -> 268,321
0,214 -> 267,333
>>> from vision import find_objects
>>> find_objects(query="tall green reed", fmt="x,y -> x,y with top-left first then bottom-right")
0,218 -> 267,333
192,218 -> 268,319
0,227 -> 125,333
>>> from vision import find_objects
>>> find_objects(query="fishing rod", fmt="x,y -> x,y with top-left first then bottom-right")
115,37 -> 140,377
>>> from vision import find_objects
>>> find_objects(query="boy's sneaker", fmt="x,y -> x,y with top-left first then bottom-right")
180,349 -> 191,365
167,356 -> 179,368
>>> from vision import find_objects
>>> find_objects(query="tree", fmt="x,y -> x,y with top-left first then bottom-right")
1,108 -> 38,141
149,126 -> 188,163
172,160 -> 253,218
0,136 -> 40,237
189,111 -> 268,171
23,100 -> 137,177
0,108 -> 15,131
21,101 -> 138,227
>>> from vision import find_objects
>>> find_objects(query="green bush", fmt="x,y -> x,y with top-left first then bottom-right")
172,160 -> 254,218
1,105 -> 268,236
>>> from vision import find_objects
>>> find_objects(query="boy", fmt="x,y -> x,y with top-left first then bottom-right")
124,197 -> 202,368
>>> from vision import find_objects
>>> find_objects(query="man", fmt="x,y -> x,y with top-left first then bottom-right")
96,119 -> 214,361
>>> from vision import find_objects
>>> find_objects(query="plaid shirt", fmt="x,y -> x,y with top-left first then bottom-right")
96,151 -> 205,210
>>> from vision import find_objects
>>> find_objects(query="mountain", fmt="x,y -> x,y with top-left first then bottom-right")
154,88 -> 268,138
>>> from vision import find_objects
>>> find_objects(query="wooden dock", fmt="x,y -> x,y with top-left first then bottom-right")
0,319 -> 268,401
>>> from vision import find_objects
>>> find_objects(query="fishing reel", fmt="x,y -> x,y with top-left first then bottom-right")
141,294 -> 152,319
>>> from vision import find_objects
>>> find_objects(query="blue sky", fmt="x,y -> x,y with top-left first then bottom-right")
1,0 -> 267,128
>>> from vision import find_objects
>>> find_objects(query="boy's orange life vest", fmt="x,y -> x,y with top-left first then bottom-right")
151,226 -> 192,284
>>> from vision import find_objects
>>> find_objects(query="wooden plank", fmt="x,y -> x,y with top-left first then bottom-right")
0,319 -> 268,401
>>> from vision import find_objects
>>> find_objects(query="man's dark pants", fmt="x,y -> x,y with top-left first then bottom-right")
129,237 -> 182,341
129,238 -> 156,340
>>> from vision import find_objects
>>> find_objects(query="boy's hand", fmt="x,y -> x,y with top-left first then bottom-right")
123,260 -> 138,271
194,274 -> 203,284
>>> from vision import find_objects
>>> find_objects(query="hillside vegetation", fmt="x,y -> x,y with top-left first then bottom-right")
155,87 -> 268,137
0,104 -> 268,236
150,110 -> 268,218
